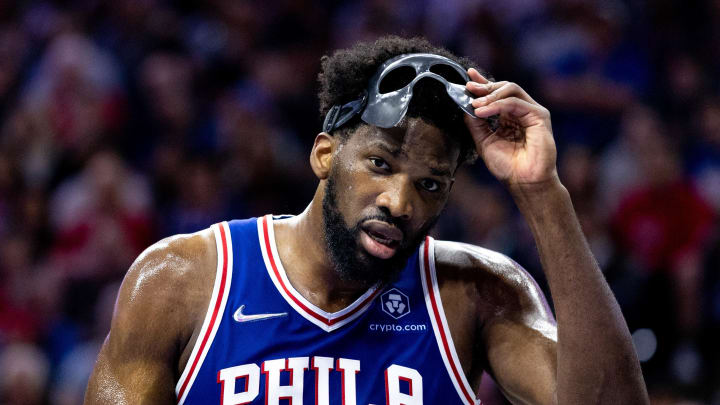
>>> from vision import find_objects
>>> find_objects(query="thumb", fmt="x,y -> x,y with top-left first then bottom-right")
464,114 -> 493,144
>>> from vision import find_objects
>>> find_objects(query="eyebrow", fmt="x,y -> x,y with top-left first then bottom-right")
430,167 -> 452,177
367,140 -> 453,178
368,141 -> 401,156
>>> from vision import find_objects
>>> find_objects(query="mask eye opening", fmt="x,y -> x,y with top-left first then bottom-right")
428,64 -> 466,85
378,66 -> 416,94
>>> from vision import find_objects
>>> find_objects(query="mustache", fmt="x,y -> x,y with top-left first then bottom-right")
356,212 -> 408,237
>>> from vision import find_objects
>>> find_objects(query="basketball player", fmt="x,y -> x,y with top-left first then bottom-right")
85,37 -> 649,404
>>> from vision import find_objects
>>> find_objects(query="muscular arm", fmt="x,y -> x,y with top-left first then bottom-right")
461,68 -> 648,403
509,180 -> 646,404
84,230 -> 216,404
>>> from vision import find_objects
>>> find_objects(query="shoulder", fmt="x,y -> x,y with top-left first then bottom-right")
121,227 -> 217,306
432,239 -> 551,322
111,227 -> 218,353
433,239 -> 517,276
86,227 -> 220,403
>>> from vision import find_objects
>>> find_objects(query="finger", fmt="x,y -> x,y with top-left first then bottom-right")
463,114 -> 493,142
467,68 -> 489,84
466,80 -> 509,97
474,97 -> 549,126
463,112 -> 493,139
472,82 -> 537,107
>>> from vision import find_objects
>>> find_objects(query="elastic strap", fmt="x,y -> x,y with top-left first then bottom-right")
322,91 -> 368,133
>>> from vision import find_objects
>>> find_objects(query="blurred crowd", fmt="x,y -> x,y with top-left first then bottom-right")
0,0 -> 719,403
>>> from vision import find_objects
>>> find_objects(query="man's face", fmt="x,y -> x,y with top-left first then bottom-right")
322,117 -> 460,286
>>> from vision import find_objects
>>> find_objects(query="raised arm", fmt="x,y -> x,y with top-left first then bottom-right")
84,230 -> 216,404
463,69 -> 649,404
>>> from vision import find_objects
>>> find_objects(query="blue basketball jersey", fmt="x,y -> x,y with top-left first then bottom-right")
175,215 -> 480,405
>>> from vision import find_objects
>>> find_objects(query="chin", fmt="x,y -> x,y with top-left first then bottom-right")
336,244 -> 410,286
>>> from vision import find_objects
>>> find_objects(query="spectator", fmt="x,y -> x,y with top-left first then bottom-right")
0,343 -> 50,405
49,150 -> 153,279
0,0 -> 718,401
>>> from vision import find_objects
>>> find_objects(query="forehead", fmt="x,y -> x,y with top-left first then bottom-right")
346,118 -> 460,171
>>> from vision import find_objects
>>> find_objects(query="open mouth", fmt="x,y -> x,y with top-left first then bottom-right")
365,228 -> 400,247
359,220 -> 403,259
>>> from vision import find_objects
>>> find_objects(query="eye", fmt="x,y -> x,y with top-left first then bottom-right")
369,157 -> 390,171
420,178 -> 440,192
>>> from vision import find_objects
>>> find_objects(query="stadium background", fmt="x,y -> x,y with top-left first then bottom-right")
0,0 -> 719,403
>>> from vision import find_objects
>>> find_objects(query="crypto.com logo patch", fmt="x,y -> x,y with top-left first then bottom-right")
381,288 -> 410,319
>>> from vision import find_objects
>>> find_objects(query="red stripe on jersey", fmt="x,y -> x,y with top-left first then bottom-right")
177,224 -> 230,403
423,236 -> 475,405
261,216 -> 380,327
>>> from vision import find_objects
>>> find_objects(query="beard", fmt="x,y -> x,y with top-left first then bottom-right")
322,172 -> 438,288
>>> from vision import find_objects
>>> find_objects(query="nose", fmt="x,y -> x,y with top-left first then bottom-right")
375,174 -> 414,220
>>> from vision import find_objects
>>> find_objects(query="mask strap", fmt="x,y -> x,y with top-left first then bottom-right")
322,91 -> 368,133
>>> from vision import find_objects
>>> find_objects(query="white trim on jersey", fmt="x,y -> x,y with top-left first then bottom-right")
420,236 -> 480,405
175,222 -> 234,404
258,215 -> 381,333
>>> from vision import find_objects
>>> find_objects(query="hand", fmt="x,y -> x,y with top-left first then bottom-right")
464,68 -> 558,188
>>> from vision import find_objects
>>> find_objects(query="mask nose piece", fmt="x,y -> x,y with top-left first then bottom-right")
360,86 -> 413,129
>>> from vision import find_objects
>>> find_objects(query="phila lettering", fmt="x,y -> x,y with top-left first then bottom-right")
217,356 -> 422,405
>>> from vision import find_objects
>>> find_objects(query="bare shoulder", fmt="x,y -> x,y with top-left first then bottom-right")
433,240 -> 548,318
113,227 -> 218,350
433,239 -> 518,279
108,227 -> 219,370
121,227 -> 217,307
431,240 -> 557,401
85,227 -> 218,404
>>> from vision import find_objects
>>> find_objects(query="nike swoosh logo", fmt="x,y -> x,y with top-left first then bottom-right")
233,305 -> 288,323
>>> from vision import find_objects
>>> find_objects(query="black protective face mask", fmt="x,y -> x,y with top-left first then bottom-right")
323,53 -> 477,133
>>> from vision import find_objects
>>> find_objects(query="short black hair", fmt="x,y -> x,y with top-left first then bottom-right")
318,35 -> 483,166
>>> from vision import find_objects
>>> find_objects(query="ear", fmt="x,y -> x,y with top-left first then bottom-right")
310,132 -> 335,180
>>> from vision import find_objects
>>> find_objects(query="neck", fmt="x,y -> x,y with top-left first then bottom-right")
273,190 -> 372,313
